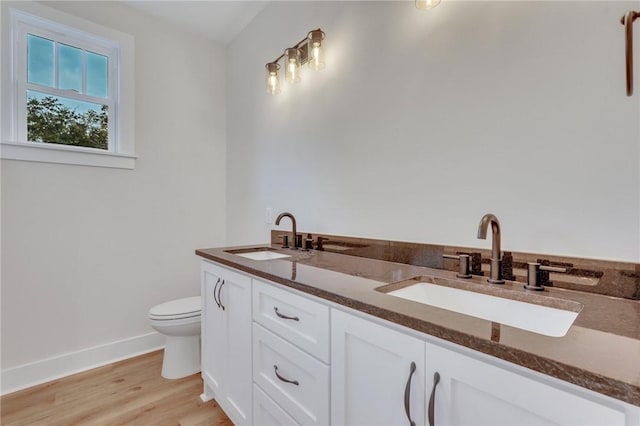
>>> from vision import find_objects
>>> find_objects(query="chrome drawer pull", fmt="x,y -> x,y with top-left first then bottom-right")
404,362 -> 417,426
274,307 -> 299,321
273,365 -> 299,386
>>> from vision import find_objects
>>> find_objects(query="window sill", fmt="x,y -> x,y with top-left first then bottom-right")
0,141 -> 137,169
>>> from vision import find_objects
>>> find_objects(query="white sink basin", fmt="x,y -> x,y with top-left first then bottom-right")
234,251 -> 290,261
386,282 -> 580,337
225,247 -> 291,261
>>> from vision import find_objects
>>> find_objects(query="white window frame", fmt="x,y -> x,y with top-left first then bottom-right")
1,3 -> 136,169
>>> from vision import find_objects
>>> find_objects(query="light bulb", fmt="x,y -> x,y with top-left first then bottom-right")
267,74 -> 279,94
284,48 -> 301,84
265,62 -> 281,95
287,60 -> 298,82
415,0 -> 441,10
307,30 -> 325,71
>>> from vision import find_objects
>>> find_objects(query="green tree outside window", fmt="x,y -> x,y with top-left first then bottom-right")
27,95 -> 108,150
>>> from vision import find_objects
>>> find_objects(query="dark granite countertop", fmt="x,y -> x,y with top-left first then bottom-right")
196,244 -> 640,407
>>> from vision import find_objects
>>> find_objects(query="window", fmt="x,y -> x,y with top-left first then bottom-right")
25,34 -> 111,150
1,4 -> 135,169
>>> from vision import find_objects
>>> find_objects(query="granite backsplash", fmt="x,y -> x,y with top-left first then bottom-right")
271,231 -> 640,300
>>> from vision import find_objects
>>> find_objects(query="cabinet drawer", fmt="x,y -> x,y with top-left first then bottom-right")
253,279 -> 330,362
253,384 -> 299,426
253,323 -> 329,426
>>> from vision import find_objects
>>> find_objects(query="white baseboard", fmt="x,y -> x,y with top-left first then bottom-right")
1,331 -> 165,396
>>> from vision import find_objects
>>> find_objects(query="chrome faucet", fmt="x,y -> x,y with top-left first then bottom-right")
275,212 -> 298,249
477,213 -> 505,284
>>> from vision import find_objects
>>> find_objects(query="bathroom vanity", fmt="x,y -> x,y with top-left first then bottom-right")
196,243 -> 640,426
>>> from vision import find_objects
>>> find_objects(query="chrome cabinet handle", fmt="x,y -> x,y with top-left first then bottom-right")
212,278 -> 221,308
273,365 -> 299,386
274,307 -> 299,321
217,280 -> 226,311
404,362 -> 417,426
428,372 -> 441,426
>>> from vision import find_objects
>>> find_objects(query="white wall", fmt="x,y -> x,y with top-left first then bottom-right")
226,1 -> 640,262
0,1 -> 226,392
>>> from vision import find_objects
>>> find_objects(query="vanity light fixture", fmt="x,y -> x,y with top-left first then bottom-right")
265,28 -> 326,95
415,0 -> 441,10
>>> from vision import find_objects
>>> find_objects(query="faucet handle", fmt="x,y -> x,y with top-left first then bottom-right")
304,235 -> 314,251
524,262 -> 567,291
316,236 -> 327,251
540,265 -> 567,273
279,234 -> 290,249
442,254 -> 472,279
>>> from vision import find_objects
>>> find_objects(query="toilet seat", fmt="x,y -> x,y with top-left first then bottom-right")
149,296 -> 201,321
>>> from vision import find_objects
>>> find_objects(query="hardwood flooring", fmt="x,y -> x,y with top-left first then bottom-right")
0,350 -> 233,426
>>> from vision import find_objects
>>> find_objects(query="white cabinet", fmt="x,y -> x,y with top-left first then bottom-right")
425,342 -> 630,426
252,280 -> 330,426
253,279 -> 330,362
199,260 -> 640,426
200,260 -> 252,426
201,261 -> 224,396
253,323 -> 330,426
331,309 -> 426,426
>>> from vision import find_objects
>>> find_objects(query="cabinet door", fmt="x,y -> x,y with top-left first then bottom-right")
219,267 -> 253,426
425,342 -> 627,426
254,384 -> 299,426
332,309 -> 426,426
201,261 -> 225,398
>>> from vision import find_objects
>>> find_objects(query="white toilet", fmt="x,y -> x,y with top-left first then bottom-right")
148,296 -> 201,379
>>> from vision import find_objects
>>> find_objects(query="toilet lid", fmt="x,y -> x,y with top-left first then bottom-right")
149,296 -> 201,320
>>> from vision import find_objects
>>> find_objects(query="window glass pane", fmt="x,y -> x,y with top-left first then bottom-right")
58,43 -> 83,92
86,52 -> 108,98
27,34 -> 54,87
27,90 -> 108,150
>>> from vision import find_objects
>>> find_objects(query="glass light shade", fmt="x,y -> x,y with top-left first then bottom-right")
307,30 -> 325,71
265,62 -> 281,95
415,0 -> 441,10
284,48 -> 301,84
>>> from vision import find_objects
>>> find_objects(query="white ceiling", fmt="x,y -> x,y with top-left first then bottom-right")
123,1 -> 269,45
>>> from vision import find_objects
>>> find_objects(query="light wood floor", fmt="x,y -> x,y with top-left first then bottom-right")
0,350 -> 233,426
